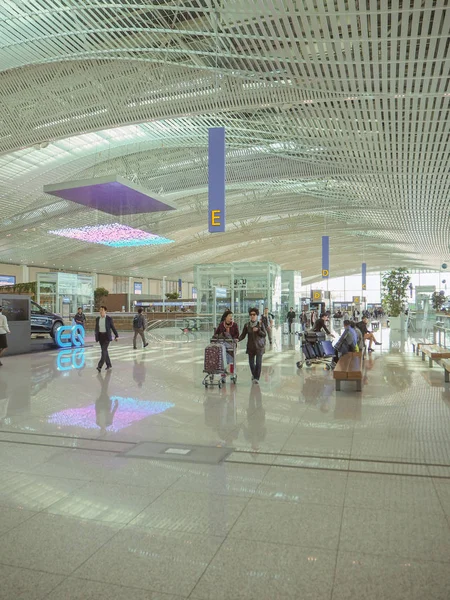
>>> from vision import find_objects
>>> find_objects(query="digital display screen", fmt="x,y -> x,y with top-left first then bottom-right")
0,275 -> 16,286
1,298 -> 29,321
134,282 -> 143,295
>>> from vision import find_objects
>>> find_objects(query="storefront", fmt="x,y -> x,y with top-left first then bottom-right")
36,273 -> 94,315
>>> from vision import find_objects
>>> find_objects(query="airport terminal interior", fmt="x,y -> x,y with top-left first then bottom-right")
0,1 -> 449,599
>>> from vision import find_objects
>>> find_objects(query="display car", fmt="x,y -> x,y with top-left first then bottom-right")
31,300 -> 64,338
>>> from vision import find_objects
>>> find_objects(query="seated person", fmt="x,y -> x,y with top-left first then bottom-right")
313,313 -> 335,338
332,320 -> 356,365
356,316 -> 381,352
350,321 -> 363,352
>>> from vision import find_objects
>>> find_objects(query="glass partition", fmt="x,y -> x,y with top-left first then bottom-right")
37,272 -> 94,314
194,262 -> 282,326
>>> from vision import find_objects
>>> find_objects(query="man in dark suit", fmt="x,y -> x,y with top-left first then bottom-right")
95,305 -> 119,372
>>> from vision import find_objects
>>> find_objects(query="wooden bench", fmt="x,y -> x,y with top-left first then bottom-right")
421,345 -> 450,367
412,342 -> 433,356
440,359 -> 450,383
333,352 -> 363,391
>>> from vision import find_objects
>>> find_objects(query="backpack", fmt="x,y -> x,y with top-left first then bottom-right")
133,314 -> 140,328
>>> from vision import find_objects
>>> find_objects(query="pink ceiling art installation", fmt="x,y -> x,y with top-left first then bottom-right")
48,223 -> 174,247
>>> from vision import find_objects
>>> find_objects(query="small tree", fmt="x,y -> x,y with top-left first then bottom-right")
165,292 -> 179,300
432,291 -> 447,311
94,287 -> 109,310
381,268 -> 411,317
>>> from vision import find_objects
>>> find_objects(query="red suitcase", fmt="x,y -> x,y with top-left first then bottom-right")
204,343 -> 227,373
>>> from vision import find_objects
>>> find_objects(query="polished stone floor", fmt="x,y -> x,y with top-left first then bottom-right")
0,327 -> 449,599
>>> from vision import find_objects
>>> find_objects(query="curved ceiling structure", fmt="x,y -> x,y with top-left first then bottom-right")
0,1 -> 448,280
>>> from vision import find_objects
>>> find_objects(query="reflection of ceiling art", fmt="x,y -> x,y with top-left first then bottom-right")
0,2 -> 448,279
48,224 -> 174,247
48,397 -> 175,432
43,175 -> 177,216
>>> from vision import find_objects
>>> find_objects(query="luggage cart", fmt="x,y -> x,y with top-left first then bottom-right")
296,332 -> 335,370
202,338 -> 238,388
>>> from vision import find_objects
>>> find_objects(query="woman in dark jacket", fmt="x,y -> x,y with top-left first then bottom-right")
239,307 -> 266,384
214,311 -> 239,375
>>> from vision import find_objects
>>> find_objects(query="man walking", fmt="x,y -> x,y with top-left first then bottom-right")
0,307 -> 11,366
133,307 -> 148,349
300,309 -> 308,331
286,307 -> 296,334
261,307 -> 273,345
95,305 -> 118,372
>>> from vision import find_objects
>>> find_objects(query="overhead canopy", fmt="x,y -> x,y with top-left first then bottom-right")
0,1 -> 447,279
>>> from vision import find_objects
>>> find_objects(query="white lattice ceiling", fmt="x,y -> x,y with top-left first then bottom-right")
0,0 -> 448,280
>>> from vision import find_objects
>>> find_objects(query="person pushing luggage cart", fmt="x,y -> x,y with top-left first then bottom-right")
202,310 -> 239,388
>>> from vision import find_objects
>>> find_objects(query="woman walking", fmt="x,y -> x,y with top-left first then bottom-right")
239,307 -> 266,384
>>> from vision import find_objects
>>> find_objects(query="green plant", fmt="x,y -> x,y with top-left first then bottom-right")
381,268 -> 411,317
165,292 -> 179,300
94,287 -> 109,310
432,291 -> 447,311
0,282 -> 36,297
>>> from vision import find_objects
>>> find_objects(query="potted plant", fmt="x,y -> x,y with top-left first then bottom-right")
432,290 -> 447,312
94,287 -> 109,311
381,268 -> 411,330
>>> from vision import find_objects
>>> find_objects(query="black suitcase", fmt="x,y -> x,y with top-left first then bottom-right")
302,342 -> 316,360
305,331 -> 326,343
313,342 -> 325,358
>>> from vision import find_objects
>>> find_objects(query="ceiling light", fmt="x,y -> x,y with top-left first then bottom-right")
48,223 -> 174,247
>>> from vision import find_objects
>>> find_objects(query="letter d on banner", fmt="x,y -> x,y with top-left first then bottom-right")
322,236 -> 329,278
208,127 -> 226,233
362,262 -> 367,290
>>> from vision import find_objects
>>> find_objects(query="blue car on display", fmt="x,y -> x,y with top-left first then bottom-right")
31,300 -> 64,339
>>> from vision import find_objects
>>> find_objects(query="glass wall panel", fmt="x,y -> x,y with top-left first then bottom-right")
37,273 -> 94,313
194,262 -> 282,326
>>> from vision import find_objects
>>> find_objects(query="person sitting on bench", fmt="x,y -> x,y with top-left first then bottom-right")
356,316 -> 381,353
332,320 -> 356,366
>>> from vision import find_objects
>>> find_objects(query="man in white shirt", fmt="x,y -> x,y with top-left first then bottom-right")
0,307 -> 11,366
94,306 -> 119,372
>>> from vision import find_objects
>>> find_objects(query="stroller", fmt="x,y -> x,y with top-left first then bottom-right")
202,337 -> 237,388
296,331 -> 335,370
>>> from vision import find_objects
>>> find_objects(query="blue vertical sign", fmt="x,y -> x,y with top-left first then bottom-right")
208,127 -> 226,233
322,236 -> 329,278
178,278 -> 182,297
362,262 -> 367,290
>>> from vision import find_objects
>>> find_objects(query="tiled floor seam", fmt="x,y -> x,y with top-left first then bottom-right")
429,476 -> 450,532
328,470 -> 350,600
186,493 -> 253,599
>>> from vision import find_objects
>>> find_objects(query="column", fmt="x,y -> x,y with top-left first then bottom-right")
19,265 -> 29,283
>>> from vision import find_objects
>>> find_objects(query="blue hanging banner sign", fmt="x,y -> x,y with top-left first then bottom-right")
322,236 -> 329,278
362,262 -> 367,290
208,127 -> 226,233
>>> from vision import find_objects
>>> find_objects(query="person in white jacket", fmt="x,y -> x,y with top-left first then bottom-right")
0,307 -> 11,366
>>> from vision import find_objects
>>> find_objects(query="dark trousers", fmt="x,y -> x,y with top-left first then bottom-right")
98,333 -> 111,369
248,353 -> 263,380
288,320 -> 293,333
133,328 -> 146,348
